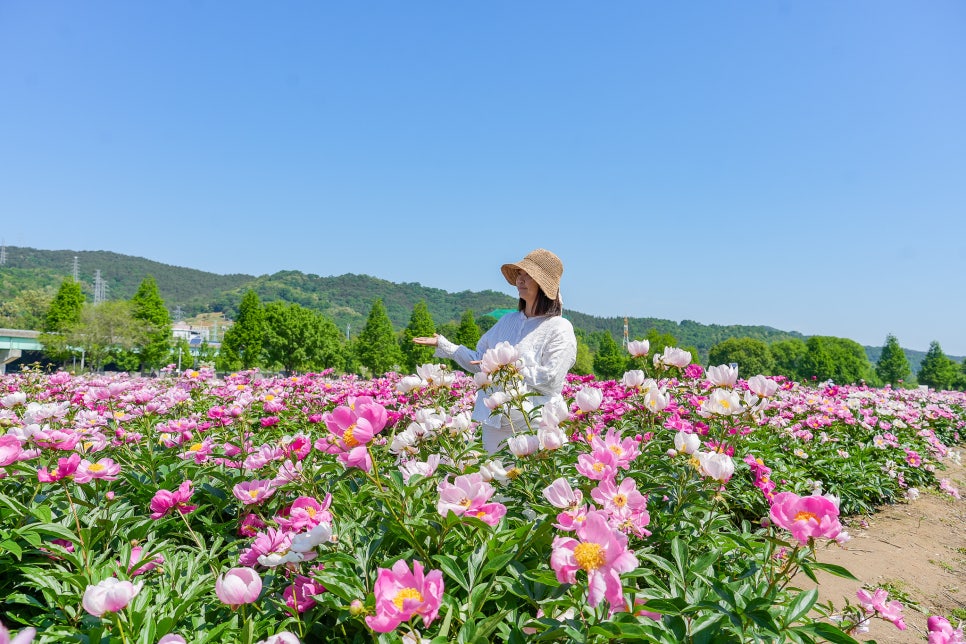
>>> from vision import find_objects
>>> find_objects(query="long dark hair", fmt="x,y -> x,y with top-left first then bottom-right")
519,289 -> 562,317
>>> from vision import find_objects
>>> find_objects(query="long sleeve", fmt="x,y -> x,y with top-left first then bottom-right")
432,315 -> 513,373
519,318 -> 577,396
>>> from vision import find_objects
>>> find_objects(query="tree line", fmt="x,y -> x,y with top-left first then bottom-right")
24,279 -> 966,391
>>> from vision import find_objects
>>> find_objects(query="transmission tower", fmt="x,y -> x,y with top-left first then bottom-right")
93,270 -> 108,304
622,317 -> 629,348
173,306 -> 184,322
0,242 -> 6,266
72,256 -> 80,281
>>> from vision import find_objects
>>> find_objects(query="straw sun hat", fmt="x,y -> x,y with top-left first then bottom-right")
501,248 -> 564,300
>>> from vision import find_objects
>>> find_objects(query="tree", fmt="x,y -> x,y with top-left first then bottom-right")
169,337 -> 195,372
130,276 -> 172,372
0,288 -> 53,330
354,299 -> 403,376
800,336 -> 872,384
572,335 -> 594,375
917,341 -> 958,391
218,290 -> 266,371
400,301 -> 437,373
875,334 -> 910,387
592,331 -> 626,380
476,314 -> 498,334
44,279 -> 85,332
770,339 -> 807,380
41,279 -> 86,364
68,301 -> 150,372
708,338 -> 774,378
455,310 -> 481,349
263,301 -> 345,373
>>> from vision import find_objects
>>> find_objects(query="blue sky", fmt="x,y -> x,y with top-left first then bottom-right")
2,2 -> 964,355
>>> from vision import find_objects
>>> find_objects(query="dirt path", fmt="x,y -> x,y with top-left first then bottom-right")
798,458 -> 966,642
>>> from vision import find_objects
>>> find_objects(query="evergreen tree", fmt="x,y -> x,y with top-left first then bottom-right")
800,336 -> 873,384
572,335 -> 594,375
169,337 -> 195,371
218,290 -> 265,370
41,279 -> 86,364
917,341 -> 958,391
592,331 -> 626,380
44,279 -> 85,332
708,337 -> 774,377
401,300 -> 437,373
455,310 -> 481,349
875,334 -> 910,387
355,299 -> 403,376
130,276 -> 172,371
476,314 -> 498,334
0,288 -> 53,330
264,301 -> 345,373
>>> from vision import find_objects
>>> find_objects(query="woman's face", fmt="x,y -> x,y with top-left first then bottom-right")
515,270 -> 538,303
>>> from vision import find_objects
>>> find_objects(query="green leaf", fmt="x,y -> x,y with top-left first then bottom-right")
0,539 -> 23,559
433,553 -> 471,592
784,588 -> 819,625
793,622 -> 861,644
806,562 -> 859,581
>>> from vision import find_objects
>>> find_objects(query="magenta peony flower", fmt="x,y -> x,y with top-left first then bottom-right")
149,480 -> 197,520
769,491 -> 844,545
82,578 -> 143,617
927,615 -> 965,644
215,567 -> 263,608
0,435 -> 23,467
550,511 -> 638,608
436,473 -> 506,526
283,575 -> 324,613
856,588 -> 906,630
37,453 -> 81,482
365,560 -> 444,633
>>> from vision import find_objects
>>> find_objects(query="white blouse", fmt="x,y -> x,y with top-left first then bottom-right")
434,311 -> 577,427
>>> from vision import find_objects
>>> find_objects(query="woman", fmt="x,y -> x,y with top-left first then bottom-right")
414,249 -> 577,453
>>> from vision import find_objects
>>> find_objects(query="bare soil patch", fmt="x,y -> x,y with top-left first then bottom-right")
797,458 -> 966,642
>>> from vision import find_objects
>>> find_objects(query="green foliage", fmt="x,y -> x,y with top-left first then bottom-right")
354,299 -> 403,376
875,334 -> 911,387
917,341 -> 959,391
73,301 -> 151,371
130,276 -> 173,371
455,309 -> 482,349
400,300 -> 437,372
593,331 -> 627,380
218,291 -> 266,371
644,329 -> 678,359
572,335 -> 595,375
771,339 -> 807,380
263,301 -> 346,373
168,337 -> 195,371
44,279 -> 85,333
800,336 -> 873,384
477,314 -> 498,334
0,287 -> 53,330
708,338 -> 774,377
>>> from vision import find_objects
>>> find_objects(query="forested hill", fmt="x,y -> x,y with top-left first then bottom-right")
0,246 -> 948,367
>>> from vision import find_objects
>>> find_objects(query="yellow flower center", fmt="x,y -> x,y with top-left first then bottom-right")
609,445 -> 623,457
248,489 -> 260,499
189,443 -> 203,452
592,463 -> 605,473
506,467 -> 522,480
573,542 -> 606,571
460,497 -> 472,509
794,510 -> 818,523
306,507 -> 317,517
88,463 -> 106,473
342,424 -> 360,448
393,587 -> 423,610
236,384 -> 246,390
613,494 -> 627,508
265,394 -> 275,402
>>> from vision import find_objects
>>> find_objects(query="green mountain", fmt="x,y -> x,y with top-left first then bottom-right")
0,246 -> 956,370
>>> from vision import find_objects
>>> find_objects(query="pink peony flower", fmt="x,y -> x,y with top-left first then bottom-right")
158,636 -> 187,644
436,473 -> 506,526
283,575 -> 325,613
232,479 -> 277,505
365,560 -> 444,633
73,458 -> 121,484
626,340 -> 649,357
769,491 -> 844,545
856,588 -> 906,630
149,480 -> 197,520
550,511 -> 638,608
82,578 -> 143,617
0,620 -> 36,644
543,477 -> 583,510
0,435 -> 24,467
126,545 -> 164,577
575,447 -> 618,482
216,567 -> 263,607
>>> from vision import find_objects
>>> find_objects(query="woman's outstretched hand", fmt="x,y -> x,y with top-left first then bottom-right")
412,335 -> 439,346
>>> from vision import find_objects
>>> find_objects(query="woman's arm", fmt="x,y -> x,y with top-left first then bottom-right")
520,320 -> 577,395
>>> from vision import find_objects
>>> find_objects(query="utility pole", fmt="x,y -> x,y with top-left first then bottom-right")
72,256 -> 80,281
